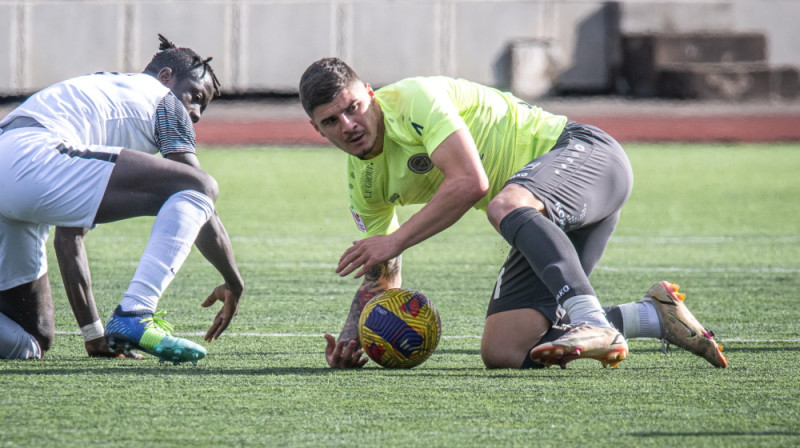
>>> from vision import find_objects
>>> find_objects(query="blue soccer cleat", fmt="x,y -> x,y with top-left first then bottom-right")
105,306 -> 206,365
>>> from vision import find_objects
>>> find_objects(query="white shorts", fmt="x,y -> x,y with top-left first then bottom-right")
0,216 -> 50,290
0,127 -> 120,290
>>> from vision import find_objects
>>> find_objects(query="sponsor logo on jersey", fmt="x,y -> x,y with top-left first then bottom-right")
408,153 -> 433,174
350,207 -> 367,233
363,163 -> 374,198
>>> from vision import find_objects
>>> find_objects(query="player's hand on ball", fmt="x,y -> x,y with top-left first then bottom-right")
324,334 -> 368,369
201,283 -> 242,342
85,337 -> 142,359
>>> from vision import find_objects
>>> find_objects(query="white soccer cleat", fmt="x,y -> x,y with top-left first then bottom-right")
530,322 -> 628,369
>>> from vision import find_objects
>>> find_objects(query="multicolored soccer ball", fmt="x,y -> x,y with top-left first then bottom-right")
358,289 -> 442,368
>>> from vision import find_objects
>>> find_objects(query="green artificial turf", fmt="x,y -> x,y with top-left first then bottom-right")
1,143 -> 798,447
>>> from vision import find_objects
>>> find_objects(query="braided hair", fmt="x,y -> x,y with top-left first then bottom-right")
144,34 -> 221,96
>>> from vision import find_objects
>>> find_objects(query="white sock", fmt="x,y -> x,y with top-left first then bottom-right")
0,312 -> 42,359
119,190 -> 214,313
617,301 -> 663,339
562,294 -> 611,327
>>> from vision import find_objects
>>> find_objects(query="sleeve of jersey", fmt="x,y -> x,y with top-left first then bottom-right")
154,93 -> 197,156
404,79 -> 468,155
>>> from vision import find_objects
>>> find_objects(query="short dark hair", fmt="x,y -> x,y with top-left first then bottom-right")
143,34 -> 221,96
299,57 -> 361,117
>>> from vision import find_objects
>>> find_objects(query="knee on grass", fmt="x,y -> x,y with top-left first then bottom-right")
0,313 -> 47,359
481,341 -> 531,370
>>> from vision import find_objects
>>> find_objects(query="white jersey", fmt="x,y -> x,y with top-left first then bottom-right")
0,72 -> 195,289
0,72 -> 195,156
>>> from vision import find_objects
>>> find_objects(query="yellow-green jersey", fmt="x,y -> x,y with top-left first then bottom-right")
348,76 -> 568,237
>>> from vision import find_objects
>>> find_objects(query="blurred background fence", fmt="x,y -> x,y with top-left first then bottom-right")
1,0 -> 798,101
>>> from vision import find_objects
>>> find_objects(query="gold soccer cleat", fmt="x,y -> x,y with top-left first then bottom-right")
530,322 -> 629,369
644,281 -> 728,368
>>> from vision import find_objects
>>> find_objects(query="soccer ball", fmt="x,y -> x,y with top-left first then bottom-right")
358,288 -> 442,368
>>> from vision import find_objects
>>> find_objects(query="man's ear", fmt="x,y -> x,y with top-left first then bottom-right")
366,83 -> 375,98
157,67 -> 173,85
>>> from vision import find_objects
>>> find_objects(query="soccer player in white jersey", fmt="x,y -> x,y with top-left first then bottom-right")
0,35 -> 244,364
298,58 -> 727,370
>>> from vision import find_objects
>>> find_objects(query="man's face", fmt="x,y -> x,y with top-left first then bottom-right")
159,68 -> 215,123
309,82 -> 383,159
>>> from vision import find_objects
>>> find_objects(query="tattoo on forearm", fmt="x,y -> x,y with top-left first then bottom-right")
339,256 -> 402,343
340,275 -> 382,343
384,255 -> 401,282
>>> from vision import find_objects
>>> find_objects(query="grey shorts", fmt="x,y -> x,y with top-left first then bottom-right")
486,121 -> 633,321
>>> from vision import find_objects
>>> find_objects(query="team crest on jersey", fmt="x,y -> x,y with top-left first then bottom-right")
408,153 -> 433,174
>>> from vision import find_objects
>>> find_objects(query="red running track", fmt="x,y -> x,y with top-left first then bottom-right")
194,114 -> 800,146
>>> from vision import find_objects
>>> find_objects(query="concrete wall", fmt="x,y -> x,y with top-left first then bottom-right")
1,0 -> 798,97
621,0 -> 799,66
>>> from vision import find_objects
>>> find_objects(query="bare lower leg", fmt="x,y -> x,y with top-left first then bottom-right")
0,274 -> 55,353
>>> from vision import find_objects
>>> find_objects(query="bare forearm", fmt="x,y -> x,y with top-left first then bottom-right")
195,212 -> 244,293
339,256 -> 402,342
393,180 -> 478,251
54,227 -> 100,326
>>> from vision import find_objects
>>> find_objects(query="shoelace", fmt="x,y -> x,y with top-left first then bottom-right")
139,310 -> 175,335
660,338 -> 672,356
551,322 -> 589,332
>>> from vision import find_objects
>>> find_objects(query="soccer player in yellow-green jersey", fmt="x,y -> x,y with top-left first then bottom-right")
347,75 -> 567,237
299,58 -> 728,371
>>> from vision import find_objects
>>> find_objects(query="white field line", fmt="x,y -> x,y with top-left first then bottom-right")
53,330 -> 800,343
107,261 -> 800,273
91,233 -> 800,272
595,266 -> 800,274
54,330 -> 478,339
611,235 -> 800,244
89,234 -> 800,244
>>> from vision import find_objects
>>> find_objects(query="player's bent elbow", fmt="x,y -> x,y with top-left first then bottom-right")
474,185 -> 490,203
477,172 -> 490,196
462,181 -> 489,206
473,174 -> 490,198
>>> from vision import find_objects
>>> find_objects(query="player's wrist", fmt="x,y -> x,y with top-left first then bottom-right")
80,319 -> 105,341
225,279 -> 244,295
